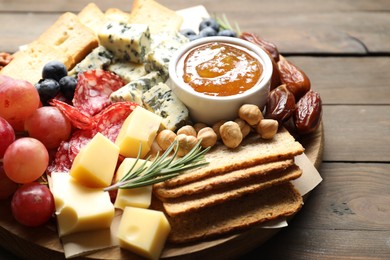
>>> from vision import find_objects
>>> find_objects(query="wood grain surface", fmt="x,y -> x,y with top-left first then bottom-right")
0,0 -> 389,259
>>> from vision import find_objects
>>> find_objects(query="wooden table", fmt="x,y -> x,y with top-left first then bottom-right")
1,0 -> 389,259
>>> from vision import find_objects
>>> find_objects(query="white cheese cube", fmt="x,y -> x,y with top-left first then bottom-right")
114,158 -> 152,210
50,172 -> 115,237
98,22 -> 151,63
117,207 -> 171,260
115,106 -> 162,158
70,132 -> 119,188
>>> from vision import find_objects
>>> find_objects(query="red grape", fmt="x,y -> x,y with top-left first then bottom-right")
11,182 -> 55,227
3,137 -> 49,184
0,165 -> 18,199
0,75 -> 40,130
24,106 -> 72,149
0,116 -> 15,158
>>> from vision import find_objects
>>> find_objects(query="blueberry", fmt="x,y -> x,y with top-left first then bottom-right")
217,29 -> 237,38
199,27 -> 218,38
59,76 -> 78,100
180,28 -> 197,38
187,34 -> 202,41
42,61 -> 67,81
35,78 -> 60,104
199,18 -> 220,32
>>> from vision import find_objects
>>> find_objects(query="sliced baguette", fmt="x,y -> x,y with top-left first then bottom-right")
36,12 -> 98,69
152,182 -> 302,244
156,128 -> 304,188
0,41 -> 73,84
154,159 -> 294,199
78,3 -> 108,35
162,164 -> 302,216
128,0 -> 183,33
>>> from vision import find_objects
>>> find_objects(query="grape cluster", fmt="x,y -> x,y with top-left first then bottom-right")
35,61 -> 77,104
180,18 -> 237,41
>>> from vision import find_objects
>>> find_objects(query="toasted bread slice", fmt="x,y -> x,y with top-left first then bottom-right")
0,41 -> 72,84
78,3 -> 108,35
154,159 -> 294,199
151,182 -> 302,243
161,164 -> 302,216
36,12 -> 98,69
157,128 -> 304,188
129,0 -> 183,33
105,8 -> 131,23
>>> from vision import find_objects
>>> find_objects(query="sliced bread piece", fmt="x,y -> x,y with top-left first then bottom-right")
128,0 -> 183,34
36,12 -> 98,69
157,128 -> 304,188
162,164 -> 302,216
0,41 -> 72,84
78,3 -> 108,35
152,182 -> 302,244
154,159 -> 294,199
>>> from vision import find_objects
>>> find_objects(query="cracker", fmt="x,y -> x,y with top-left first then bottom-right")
151,183 -> 302,244
154,159 -> 294,199
161,164 -> 302,216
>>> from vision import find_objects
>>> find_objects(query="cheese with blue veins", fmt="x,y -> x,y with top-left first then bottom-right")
69,46 -> 113,75
107,61 -> 146,83
145,31 -> 188,75
110,71 -> 167,104
98,22 -> 151,63
142,82 -> 189,131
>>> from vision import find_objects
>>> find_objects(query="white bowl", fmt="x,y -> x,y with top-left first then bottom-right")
168,36 -> 273,125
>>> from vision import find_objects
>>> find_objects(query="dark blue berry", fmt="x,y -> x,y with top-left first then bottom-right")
199,18 -> 220,32
217,29 -> 237,38
42,61 -> 67,81
180,28 -> 197,38
199,27 -> 218,38
187,34 -> 202,41
59,76 -> 78,100
35,78 -> 60,104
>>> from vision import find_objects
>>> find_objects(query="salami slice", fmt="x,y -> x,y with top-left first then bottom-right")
72,69 -> 126,116
46,141 -> 72,174
50,99 -> 95,130
94,102 -> 138,142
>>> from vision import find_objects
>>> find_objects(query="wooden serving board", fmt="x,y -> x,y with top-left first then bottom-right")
0,123 -> 324,260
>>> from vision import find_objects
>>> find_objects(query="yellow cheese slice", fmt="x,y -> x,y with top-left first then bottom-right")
117,207 -> 171,260
115,106 -> 162,158
50,172 -> 115,237
70,132 -> 119,188
114,158 -> 153,209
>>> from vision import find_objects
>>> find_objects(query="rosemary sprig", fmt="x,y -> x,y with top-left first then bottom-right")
104,140 -> 210,191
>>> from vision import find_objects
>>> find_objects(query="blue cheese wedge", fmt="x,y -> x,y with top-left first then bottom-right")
110,71 -> 167,104
69,46 -> 114,75
107,61 -> 146,83
98,22 -> 151,63
145,31 -> 189,75
142,82 -> 189,131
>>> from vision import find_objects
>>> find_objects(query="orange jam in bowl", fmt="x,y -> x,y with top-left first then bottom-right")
169,36 -> 273,125
181,42 -> 263,97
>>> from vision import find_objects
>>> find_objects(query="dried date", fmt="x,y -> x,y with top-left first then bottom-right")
240,32 -> 280,62
0,52 -> 13,70
294,90 -> 322,135
264,84 -> 296,123
278,56 -> 311,100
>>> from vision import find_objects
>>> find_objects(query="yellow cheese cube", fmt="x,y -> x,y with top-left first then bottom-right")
50,172 -> 115,237
114,158 -> 153,209
117,207 -> 171,260
70,132 -> 119,188
115,106 -> 162,158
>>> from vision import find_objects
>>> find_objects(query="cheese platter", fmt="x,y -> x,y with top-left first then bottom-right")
0,0 -> 324,259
